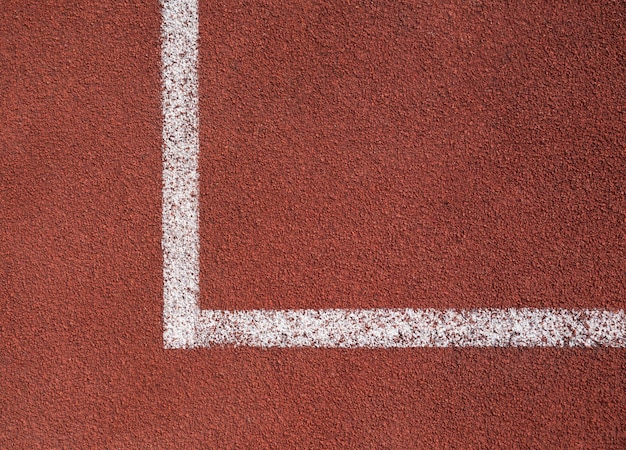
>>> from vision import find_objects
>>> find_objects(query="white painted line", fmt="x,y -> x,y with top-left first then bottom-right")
162,0 -> 200,349
161,0 -> 626,349
196,309 -> 626,348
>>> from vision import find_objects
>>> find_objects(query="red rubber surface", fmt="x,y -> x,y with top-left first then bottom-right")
1,1 -> 625,447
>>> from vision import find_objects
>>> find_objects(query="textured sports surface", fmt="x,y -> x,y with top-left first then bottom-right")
2,0 -> 625,447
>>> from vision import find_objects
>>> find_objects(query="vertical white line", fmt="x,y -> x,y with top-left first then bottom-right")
161,0 -> 200,348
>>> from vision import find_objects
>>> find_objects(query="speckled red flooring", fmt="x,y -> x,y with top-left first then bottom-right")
1,1 -> 624,447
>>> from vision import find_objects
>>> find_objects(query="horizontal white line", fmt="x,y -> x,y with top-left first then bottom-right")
186,309 -> 626,348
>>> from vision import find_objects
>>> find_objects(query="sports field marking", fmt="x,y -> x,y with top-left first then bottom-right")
161,0 -> 625,349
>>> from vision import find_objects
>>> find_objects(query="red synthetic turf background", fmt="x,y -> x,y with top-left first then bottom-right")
1,0 -> 625,448
199,1 -> 625,311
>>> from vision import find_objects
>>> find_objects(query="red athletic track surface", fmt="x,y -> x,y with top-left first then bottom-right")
1,1 -> 625,448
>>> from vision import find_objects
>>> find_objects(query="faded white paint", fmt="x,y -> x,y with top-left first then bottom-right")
162,0 -> 200,348
161,0 -> 625,349
195,308 -> 626,348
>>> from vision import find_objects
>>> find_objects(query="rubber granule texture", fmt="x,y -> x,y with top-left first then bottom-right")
1,1 -> 625,448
